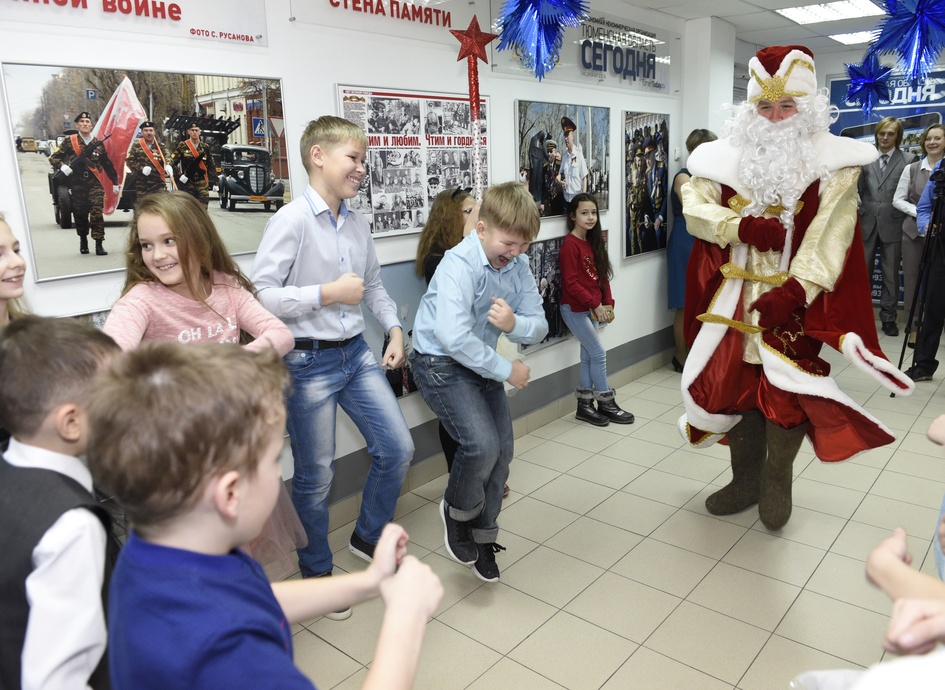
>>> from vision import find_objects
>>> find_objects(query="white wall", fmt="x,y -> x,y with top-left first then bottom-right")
0,0 -> 690,456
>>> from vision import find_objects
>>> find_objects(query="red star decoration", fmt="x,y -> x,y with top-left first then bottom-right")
450,15 -> 498,64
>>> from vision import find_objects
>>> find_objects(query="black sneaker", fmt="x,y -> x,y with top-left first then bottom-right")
905,365 -> 934,382
348,530 -> 375,563
472,542 -> 506,583
312,571 -> 351,621
440,499 -> 477,565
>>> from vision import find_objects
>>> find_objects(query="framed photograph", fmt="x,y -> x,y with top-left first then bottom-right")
360,260 -> 428,399
520,236 -> 571,353
515,100 -> 610,218
623,111 -> 669,257
337,85 -> 490,237
3,63 -> 287,282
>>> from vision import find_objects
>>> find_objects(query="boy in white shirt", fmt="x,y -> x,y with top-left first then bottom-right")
0,315 -> 120,690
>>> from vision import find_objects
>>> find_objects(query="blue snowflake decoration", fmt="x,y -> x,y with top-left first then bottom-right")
869,0 -> 945,83
495,0 -> 589,81
845,54 -> 892,119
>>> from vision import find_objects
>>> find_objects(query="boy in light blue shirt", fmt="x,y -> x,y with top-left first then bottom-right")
410,181 -> 547,582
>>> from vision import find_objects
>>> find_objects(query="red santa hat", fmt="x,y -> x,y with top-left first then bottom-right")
747,45 -> 817,103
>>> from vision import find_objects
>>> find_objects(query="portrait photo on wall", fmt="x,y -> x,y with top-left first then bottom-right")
520,236 -> 571,353
516,100 -> 610,218
623,112 -> 669,257
337,85 -> 490,238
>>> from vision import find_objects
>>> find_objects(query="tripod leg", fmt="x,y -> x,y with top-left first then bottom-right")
908,233 -> 945,381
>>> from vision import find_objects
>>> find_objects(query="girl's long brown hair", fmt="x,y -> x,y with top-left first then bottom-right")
415,188 -> 471,277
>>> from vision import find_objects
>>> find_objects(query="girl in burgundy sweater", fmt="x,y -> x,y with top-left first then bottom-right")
560,193 -> 634,426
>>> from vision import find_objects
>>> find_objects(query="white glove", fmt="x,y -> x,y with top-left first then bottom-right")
113,185 -> 120,195
164,164 -> 174,177
60,164 -> 72,176
141,165 -> 152,176
179,174 -> 188,184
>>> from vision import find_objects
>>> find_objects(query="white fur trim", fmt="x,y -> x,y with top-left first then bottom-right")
759,343 -> 896,438
677,413 -> 726,448
841,332 -> 915,396
688,133 -> 877,193
677,244 -> 748,443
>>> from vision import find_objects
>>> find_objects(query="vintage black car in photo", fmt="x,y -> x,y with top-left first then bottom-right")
218,144 -> 285,211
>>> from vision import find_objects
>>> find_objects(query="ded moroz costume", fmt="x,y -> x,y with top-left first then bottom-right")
678,45 -> 914,530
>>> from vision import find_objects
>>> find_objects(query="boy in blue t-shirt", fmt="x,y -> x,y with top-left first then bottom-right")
88,343 -> 442,690
410,182 -> 547,582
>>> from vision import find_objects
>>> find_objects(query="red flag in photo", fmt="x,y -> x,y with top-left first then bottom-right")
91,77 -> 147,215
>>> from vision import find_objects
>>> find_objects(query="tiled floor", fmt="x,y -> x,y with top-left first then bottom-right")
291,327 -> 945,689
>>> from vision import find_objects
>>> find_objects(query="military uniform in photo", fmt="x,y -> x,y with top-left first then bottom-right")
49,112 -> 119,256
126,121 -> 173,198
171,138 -> 217,207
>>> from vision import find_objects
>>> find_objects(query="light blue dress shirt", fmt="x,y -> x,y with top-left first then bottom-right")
251,185 -> 400,340
412,231 -> 548,382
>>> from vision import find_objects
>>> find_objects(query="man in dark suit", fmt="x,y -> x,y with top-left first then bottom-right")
859,117 -> 917,336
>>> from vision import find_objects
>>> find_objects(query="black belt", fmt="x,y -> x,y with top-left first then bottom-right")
293,336 -> 356,351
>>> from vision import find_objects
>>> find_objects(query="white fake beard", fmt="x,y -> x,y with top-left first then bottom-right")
728,107 -> 828,227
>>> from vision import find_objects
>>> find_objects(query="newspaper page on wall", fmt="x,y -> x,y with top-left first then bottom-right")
337,84 -> 490,237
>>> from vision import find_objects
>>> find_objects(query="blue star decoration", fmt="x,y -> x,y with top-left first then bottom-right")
845,54 -> 893,119
495,0 -> 589,81
870,0 -> 945,83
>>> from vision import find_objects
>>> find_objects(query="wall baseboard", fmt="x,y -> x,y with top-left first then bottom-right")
325,341 -> 676,530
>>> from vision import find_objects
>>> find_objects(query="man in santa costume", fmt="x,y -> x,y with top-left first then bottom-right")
679,45 -> 914,530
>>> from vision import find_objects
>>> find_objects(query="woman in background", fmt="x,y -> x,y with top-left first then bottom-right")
894,123 -> 945,347
667,128 -> 717,371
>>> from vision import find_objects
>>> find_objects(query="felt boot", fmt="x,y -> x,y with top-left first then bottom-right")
95,240 -> 108,256
594,388 -> 634,424
79,235 -> 89,255
705,409 -> 766,516
758,420 -> 808,530
575,388 -> 609,426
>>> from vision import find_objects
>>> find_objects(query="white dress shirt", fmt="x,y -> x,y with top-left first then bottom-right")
4,439 -> 107,690
251,185 -> 401,340
893,156 -> 938,217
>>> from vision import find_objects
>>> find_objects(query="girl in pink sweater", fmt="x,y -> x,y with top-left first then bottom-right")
104,192 -> 293,354
560,193 -> 634,427
103,192 -> 302,579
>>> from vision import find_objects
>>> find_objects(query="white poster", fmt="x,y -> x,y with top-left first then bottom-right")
337,84 -> 490,237
0,0 -> 268,48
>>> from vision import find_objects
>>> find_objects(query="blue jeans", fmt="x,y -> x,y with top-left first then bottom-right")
560,304 -> 609,392
409,352 -> 512,543
285,335 -> 413,577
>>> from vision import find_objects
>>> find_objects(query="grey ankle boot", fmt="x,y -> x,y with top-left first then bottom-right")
576,388 -> 609,426
594,389 -> 634,424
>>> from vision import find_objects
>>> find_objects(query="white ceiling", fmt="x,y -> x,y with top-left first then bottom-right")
622,0 -> 884,55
